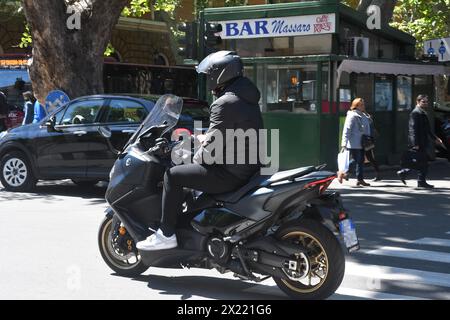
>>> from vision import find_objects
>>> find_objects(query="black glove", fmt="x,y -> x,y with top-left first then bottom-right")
149,138 -> 170,157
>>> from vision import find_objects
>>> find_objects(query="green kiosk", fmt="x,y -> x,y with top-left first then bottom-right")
200,0 -> 449,170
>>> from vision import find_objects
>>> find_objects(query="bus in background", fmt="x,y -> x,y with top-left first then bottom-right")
103,60 -> 198,98
0,55 -> 30,129
0,55 -> 199,130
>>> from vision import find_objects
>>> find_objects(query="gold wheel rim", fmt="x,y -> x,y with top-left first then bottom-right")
280,231 -> 329,293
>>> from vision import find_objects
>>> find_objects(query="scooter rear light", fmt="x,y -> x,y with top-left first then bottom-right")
319,180 -> 333,194
304,176 -> 335,194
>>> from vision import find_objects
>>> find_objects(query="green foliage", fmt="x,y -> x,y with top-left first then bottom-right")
153,0 -> 180,13
391,0 -> 450,53
0,0 -> 22,15
341,0 -> 449,55
122,0 -> 180,18
341,0 -> 360,9
122,0 -> 151,17
18,24 -> 32,48
195,0 -> 210,12
104,43 -> 115,56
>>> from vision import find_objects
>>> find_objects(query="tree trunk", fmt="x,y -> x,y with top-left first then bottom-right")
22,0 -> 128,103
357,0 -> 397,26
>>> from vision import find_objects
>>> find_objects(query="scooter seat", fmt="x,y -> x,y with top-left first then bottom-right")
212,173 -> 268,203
212,166 -> 316,203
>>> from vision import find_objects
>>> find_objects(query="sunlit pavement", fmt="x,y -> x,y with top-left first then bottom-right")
0,159 -> 449,300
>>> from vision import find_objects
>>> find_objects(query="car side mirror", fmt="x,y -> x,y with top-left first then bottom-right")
98,126 -> 112,139
45,116 -> 57,132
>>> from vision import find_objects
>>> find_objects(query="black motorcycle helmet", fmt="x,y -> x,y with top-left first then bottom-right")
196,50 -> 243,94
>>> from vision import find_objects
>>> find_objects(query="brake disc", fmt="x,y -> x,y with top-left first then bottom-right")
282,252 -> 310,281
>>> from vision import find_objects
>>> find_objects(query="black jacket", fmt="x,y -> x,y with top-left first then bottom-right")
194,76 -> 264,180
408,106 -> 433,150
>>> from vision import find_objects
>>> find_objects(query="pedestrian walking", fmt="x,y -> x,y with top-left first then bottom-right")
397,94 -> 443,189
360,103 -> 381,181
32,95 -> 46,124
0,91 -> 9,132
339,98 -> 371,186
22,91 -> 35,125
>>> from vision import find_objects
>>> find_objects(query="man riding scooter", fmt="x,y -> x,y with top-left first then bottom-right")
136,50 -> 264,251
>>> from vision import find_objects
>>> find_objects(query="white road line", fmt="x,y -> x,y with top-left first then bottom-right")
334,287 -> 426,300
446,231 -> 450,235
365,246 -> 450,264
345,261 -> 450,288
412,238 -> 450,247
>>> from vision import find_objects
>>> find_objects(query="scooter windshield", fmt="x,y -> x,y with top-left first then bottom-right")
125,94 -> 183,149
140,94 -> 183,135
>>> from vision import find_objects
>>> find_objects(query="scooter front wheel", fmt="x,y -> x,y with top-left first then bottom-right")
98,215 -> 149,277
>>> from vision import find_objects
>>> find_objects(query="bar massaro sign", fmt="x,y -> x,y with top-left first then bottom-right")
217,13 -> 336,39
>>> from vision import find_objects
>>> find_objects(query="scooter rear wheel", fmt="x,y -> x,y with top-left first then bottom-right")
273,219 -> 345,300
98,215 -> 149,277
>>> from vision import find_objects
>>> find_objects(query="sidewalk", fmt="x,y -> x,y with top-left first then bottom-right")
329,157 -> 450,252
339,157 -> 450,185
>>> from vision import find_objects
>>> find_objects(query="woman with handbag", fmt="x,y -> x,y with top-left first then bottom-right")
340,98 -> 371,186
360,103 -> 381,181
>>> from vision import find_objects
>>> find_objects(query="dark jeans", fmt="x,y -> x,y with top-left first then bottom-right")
348,148 -> 365,181
365,149 -> 379,173
160,164 -> 246,236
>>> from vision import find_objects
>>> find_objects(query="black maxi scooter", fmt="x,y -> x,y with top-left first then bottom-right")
98,94 -> 360,300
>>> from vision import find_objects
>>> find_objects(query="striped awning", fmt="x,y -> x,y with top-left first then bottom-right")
337,59 -> 450,86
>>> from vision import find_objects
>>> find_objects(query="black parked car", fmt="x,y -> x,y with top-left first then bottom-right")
0,94 -> 209,191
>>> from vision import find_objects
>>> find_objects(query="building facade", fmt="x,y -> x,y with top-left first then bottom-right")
201,0 -> 450,169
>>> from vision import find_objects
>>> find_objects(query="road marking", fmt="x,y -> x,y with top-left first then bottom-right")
334,287 -> 426,300
412,238 -> 450,247
345,261 -> 450,288
365,246 -> 450,264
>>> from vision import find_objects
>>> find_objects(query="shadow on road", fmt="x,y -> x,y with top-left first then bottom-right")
127,273 -> 285,300
0,179 -> 106,203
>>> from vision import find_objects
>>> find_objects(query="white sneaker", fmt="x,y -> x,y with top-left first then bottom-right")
136,229 -> 177,251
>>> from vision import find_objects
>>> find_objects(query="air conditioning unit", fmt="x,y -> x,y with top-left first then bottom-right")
346,37 -> 369,58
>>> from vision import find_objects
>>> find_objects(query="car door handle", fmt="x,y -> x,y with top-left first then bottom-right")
74,130 -> 87,136
122,129 -> 136,134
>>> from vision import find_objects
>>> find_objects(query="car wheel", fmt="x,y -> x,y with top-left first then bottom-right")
0,151 -> 37,192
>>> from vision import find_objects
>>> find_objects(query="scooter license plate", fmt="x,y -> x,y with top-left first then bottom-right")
339,218 -> 360,252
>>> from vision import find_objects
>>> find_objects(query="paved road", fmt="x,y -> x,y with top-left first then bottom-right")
0,160 -> 449,300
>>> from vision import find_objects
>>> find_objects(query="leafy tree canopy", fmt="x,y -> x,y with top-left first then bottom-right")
342,0 -> 450,52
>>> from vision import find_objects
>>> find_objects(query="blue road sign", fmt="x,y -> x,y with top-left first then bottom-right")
45,90 -> 70,113
439,41 -> 446,60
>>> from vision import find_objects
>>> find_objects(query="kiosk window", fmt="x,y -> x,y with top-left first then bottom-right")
397,76 -> 412,111
263,63 -> 318,113
375,77 -> 393,111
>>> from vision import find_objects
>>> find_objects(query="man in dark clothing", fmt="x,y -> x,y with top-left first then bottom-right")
137,51 -> 264,251
397,94 -> 443,189
22,91 -> 35,125
0,92 -> 9,132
